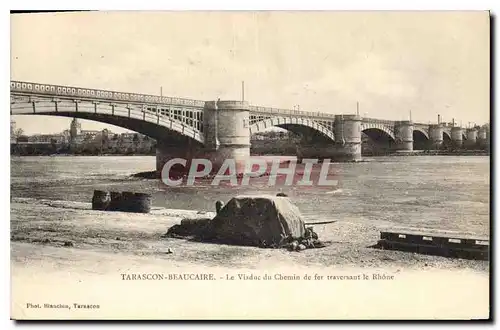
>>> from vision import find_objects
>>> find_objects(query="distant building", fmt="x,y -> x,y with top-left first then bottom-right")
11,117 -> 155,154
69,118 -> 82,144
28,133 -> 68,144
80,130 -> 101,138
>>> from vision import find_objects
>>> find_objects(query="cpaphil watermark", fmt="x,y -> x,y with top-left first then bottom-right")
160,158 -> 339,187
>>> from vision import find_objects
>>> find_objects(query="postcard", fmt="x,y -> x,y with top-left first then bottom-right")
10,10 -> 490,320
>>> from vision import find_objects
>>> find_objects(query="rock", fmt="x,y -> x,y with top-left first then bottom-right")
168,218 -> 212,239
301,238 -> 313,248
288,241 -> 299,251
63,241 -> 74,247
311,239 -> 327,248
305,226 -> 319,240
297,244 -> 306,251
92,190 -> 110,211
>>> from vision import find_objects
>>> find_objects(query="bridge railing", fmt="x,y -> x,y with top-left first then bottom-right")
13,81 -> 440,126
248,105 -> 336,119
10,81 -> 206,108
361,117 -> 396,126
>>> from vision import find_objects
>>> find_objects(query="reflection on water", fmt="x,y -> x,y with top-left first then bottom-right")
11,155 -> 490,235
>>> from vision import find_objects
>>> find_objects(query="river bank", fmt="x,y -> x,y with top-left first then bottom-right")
11,197 -> 489,272
10,197 -> 490,319
10,155 -> 490,319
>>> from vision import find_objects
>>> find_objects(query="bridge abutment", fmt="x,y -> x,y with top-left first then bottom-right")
395,121 -> 414,151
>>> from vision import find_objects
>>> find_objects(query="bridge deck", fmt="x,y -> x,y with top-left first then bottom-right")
11,80 -> 440,125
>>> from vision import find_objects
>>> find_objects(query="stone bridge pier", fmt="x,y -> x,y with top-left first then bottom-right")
156,100 -> 251,175
334,115 -> 362,161
451,127 -> 464,148
156,141 -> 197,174
10,80 -> 485,170
429,124 -> 444,149
478,126 -> 489,149
272,114 -> 364,162
202,100 -> 250,174
394,121 -> 413,151
465,128 -> 478,148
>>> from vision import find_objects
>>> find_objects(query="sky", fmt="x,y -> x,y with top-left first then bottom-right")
10,11 -> 490,135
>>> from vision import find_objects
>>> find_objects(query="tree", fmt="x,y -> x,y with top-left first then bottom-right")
14,128 -> 24,138
13,128 -> 24,142
100,133 -> 110,154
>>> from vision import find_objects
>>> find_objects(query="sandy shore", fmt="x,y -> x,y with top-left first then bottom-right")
11,198 -> 490,320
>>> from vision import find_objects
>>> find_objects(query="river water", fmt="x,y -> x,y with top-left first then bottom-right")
10,155 -> 490,236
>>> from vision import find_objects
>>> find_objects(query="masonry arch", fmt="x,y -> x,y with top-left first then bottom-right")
413,130 -> 429,150
249,117 -> 335,143
442,131 -> 453,149
361,127 -> 396,154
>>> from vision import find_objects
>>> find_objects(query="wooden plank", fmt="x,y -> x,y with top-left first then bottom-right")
378,239 -> 489,260
398,231 -> 487,242
432,236 -> 452,247
378,239 -> 484,252
380,227 -> 488,239
379,231 -> 489,252
462,238 -> 488,247
380,230 -> 489,244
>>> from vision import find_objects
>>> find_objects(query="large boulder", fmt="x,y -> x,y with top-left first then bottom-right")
202,195 -> 306,247
165,218 -> 212,239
